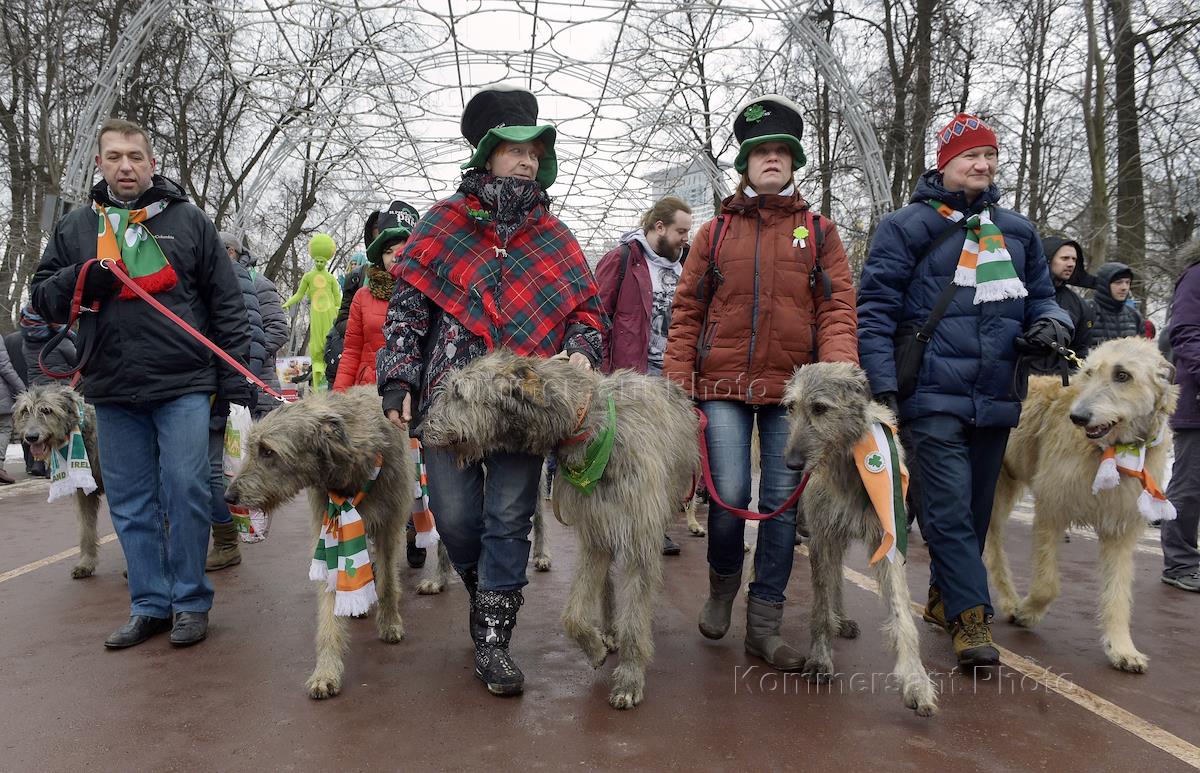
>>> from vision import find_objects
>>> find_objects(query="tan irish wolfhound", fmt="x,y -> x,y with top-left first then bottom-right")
224,386 -> 416,699
420,350 -> 699,709
984,337 -> 1178,673
13,385 -> 104,579
783,362 -> 937,716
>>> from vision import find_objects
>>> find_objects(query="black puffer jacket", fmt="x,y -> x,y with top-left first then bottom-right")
31,176 -> 250,404
232,261 -> 266,378
1034,236 -> 1095,371
1086,261 -> 1144,347
18,308 -> 78,386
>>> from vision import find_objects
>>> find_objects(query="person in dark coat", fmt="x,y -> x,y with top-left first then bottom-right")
31,118 -> 250,649
857,113 -> 1071,671
15,306 -> 78,478
0,336 -> 24,484
1036,236 -> 1095,370
4,328 -> 39,477
1086,262 -> 1145,347
224,235 -> 288,417
1162,240 -> 1200,592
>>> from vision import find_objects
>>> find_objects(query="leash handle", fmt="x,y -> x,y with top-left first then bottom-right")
40,257 -> 294,403
694,408 -> 808,521
38,259 -> 103,380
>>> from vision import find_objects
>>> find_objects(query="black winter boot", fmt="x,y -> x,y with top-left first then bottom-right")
471,589 -> 525,696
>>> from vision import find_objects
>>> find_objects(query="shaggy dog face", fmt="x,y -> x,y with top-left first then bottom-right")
1068,337 -> 1178,446
13,385 -> 82,460
782,361 -> 876,474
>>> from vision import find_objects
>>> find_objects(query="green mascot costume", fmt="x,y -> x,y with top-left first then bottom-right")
283,233 -> 342,391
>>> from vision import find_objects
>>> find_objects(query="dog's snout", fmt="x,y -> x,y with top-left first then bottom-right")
784,445 -> 806,472
1069,411 -> 1091,427
224,487 -> 239,505
23,433 -> 40,443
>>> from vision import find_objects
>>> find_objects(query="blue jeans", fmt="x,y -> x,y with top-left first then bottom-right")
905,414 -> 1010,621
700,400 -> 800,603
95,393 -> 214,618
423,448 -> 543,592
208,426 -> 233,525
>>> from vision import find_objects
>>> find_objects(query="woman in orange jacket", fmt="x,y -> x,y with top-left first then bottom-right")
663,95 -> 858,672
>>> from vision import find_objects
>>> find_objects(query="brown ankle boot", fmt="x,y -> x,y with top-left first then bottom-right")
950,605 -> 1000,670
744,596 -> 805,671
923,585 -> 949,631
206,521 -> 242,571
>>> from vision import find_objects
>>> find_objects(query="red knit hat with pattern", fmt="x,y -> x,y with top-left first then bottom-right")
935,113 -> 998,170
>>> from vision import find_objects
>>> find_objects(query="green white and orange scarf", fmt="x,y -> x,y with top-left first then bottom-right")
94,199 -> 176,300
928,200 -> 1028,305
853,422 -> 909,565
310,455 -> 383,616
1091,430 -> 1176,523
47,403 -> 97,503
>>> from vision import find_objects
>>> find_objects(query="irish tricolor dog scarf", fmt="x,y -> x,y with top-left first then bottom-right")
310,455 -> 383,616
1091,434 -> 1176,523
928,200 -> 1028,305
47,404 -> 97,503
94,200 -> 176,300
853,422 -> 909,565
410,438 -> 440,549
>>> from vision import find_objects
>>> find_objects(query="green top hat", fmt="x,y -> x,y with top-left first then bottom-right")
460,85 -> 557,189
732,94 -> 807,173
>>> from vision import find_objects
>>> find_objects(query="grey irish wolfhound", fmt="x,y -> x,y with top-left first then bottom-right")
13,384 -> 104,579
783,362 -> 936,716
421,350 -> 699,709
224,386 -> 416,699
985,337 -> 1178,673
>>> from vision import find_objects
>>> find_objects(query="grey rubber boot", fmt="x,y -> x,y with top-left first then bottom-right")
744,595 -> 805,671
698,567 -> 742,640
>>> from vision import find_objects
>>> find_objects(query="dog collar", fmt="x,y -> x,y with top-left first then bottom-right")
560,396 -> 617,495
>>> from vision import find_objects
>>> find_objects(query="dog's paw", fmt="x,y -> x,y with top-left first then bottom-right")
1010,603 -> 1046,628
837,618 -> 860,639
306,673 -> 342,699
602,631 -> 619,653
71,562 -> 96,579
609,668 -> 645,709
376,620 -> 406,644
688,522 -> 706,537
609,686 -> 643,710
902,676 -> 938,717
532,555 -> 552,572
801,657 -> 833,684
1107,647 -> 1149,674
584,634 -> 610,669
415,579 -> 445,595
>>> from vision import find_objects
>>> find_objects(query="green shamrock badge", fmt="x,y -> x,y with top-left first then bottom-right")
743,104 -> 767,123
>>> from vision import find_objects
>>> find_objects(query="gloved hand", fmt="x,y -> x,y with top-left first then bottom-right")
1015,318 -> 1071,354
874,391 -> 900,418
81,261 -> 119,304
210,397 -> 231,432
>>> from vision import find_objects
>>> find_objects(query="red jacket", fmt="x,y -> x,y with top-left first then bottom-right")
595,238 -> 652,373
333,285 -> 388,390
663,191 -> 858,404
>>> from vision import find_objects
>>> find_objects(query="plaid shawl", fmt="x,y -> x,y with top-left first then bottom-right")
393,190 -> 603,356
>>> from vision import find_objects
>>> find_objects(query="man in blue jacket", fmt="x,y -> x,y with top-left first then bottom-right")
858,114 -> 1071,670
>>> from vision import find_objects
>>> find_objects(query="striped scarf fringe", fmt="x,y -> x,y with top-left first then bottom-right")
1091,432 -> 1175,523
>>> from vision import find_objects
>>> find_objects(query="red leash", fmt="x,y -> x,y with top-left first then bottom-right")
693,408 -> 809,521
39,258 -> 294,402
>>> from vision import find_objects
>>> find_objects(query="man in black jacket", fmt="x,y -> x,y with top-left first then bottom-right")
32,118 -> 250,649
1035,235 -> 1095,371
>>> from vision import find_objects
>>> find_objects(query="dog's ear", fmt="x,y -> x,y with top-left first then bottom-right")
317,412 -> 349,447
504,362 -> 545,405
1158,359 -> 1176,387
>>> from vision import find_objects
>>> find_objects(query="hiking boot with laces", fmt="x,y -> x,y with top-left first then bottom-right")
471,589 -> 525,696
950,605 -> 1000,670
922,584 -> 949,631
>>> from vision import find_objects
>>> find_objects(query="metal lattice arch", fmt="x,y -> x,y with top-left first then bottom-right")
61,0 -> 891,256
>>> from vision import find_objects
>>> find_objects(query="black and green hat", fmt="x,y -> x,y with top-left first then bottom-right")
732,94 -> 806,172
460,85 -> 557,189
365,201 -> 419,266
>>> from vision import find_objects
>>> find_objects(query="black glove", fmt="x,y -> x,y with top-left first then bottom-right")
1015,318 -> 1071,355
81,262 -> 119,304
382,388 -> 408,418
210,397 -> 231,432
874,391 -> 900,418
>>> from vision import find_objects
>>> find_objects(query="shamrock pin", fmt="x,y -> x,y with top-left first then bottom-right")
466,207 -> 491,222
793,225 -> 810,248
743,104 -> 767,123
865,452 -> 885,473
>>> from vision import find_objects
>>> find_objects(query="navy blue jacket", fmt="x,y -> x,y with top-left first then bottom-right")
858,171 -> 1071,428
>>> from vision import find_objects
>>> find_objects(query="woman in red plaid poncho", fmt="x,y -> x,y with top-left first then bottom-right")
376,86 -> 604,697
